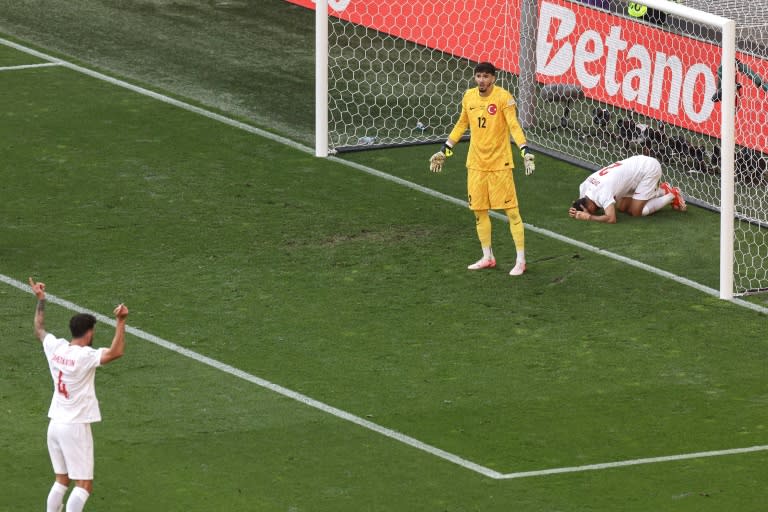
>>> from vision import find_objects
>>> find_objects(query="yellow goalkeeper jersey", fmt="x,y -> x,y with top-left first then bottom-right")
447,85 -> 527,172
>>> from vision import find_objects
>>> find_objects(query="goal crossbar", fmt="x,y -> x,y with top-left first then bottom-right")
314,0 -> 738,299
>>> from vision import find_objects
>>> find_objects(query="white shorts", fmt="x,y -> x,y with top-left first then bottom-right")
631,160 -> 663,200
47,421 -> 94,480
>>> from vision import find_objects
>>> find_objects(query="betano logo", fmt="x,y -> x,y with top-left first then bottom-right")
537,1 -> 716,125
289,0 -> 766,150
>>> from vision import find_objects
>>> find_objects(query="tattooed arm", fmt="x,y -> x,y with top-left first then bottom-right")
29,277 -> 47,342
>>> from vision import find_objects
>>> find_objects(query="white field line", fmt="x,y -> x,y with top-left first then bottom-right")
0,273 -> 502,480
499,445 -> 768,479
0,62 -> 60,71
0,37 -> 310,154
1,36 -> 764,314
4,273 -> 767,480
2,38 -> 767,479
333,158 -> 768,315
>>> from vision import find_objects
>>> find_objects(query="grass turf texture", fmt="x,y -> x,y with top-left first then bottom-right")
1,2 -> 767,511
0,0 -> 315,144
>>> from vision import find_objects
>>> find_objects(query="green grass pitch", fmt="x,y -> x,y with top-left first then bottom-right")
1,1 -> 767,511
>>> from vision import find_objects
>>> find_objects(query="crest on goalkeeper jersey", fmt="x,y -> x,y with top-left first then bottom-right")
487,104 -> 497,115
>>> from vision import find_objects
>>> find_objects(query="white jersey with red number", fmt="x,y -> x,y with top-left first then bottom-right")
579,155 -> 662,209
43,333 -> 105,424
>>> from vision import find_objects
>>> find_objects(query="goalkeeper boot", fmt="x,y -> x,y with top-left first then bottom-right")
660,182 -> 687,212
509,261 -> 526,276
468,257 -> 496,270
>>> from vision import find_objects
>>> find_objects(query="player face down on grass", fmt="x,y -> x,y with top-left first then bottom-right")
568,155 -> 687,223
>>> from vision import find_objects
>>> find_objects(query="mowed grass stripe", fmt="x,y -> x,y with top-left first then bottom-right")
2,37 -> 765,484
4,274 -> 766,481
2,36 -> 763,315
0,273 -> 501,479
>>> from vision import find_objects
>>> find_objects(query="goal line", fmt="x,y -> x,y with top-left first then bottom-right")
0,36 -> 762,314
1,36 -> 765,481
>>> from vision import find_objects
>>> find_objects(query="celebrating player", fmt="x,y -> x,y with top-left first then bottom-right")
429,61 -> 535,276
568,155 -> 686,223
29,277 -> 129,512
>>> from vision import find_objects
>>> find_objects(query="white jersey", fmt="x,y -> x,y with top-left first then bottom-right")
43,333 -> 105,424
579,155 -> 662,209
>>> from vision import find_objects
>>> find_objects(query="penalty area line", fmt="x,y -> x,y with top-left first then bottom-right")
2,39 -> 767,477
499,445 -> 768,479
3,272 -> 765,481
0,273 -> 502,480
0,62 -> 60,72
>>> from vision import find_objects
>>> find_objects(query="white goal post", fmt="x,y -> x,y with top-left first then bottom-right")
630,1 -> 737,300
315,0 -> 329,158
311,0 -> 752,299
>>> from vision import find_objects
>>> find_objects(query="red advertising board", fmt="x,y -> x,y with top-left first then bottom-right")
289,0 -> 768,151
285,0 -> 521,73
538,0 -> 768,151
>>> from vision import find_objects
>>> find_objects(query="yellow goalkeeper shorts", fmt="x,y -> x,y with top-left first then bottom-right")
467,168 -> 518,211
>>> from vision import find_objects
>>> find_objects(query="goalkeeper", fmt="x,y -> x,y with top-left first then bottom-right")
429,61 -> 535,276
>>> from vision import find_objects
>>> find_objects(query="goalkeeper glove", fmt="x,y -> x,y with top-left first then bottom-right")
429,142 -> 454,173
521,145 -> 536,175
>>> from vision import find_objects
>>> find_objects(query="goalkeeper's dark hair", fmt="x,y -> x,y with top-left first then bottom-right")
474,62 -> 497,75
70,313 -> 97,338
572,197 -> 589,212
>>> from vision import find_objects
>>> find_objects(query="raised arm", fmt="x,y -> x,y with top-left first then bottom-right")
100,303 -> 129,365
28,277 -> 47,342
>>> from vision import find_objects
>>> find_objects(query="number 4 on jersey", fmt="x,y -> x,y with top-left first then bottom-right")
57,371 -> 70,398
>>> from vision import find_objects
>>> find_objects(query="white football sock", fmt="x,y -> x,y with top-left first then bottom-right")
516,249 -> 526,264
482,246 -> 494,260
642,194 -> 674,216
65,487 -> 90,512
47,482 -> 68,512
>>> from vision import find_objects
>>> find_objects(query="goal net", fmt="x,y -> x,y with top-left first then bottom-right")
678,0 -> 768,295
314,0 -> 524,151
300,0 -> 768,297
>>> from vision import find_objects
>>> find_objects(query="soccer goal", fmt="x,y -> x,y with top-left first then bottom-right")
308,0 -> 768,299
